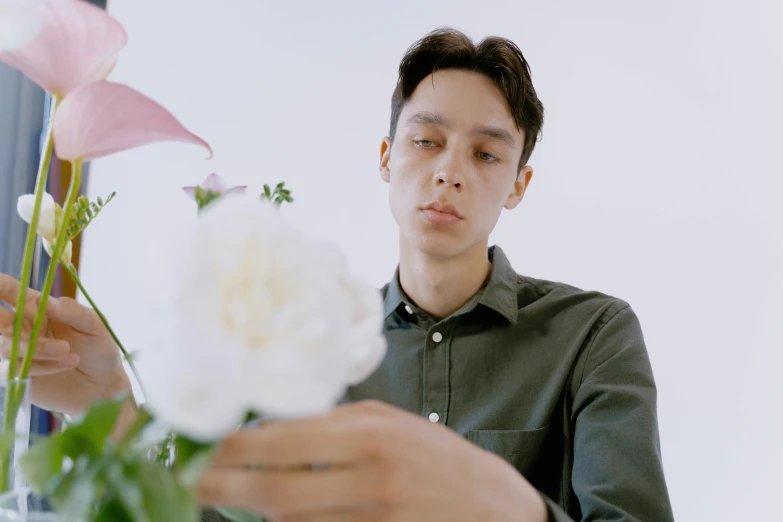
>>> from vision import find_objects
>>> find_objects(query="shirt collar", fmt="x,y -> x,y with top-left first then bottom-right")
383,245 -> 518,324
383,265 -> 406,319
476,245 -> 519,324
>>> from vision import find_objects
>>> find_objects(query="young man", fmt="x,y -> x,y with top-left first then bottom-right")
0,28 -> 674,521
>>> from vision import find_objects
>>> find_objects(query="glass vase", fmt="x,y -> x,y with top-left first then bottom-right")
0,488 -> 61,522
0,379 -> 32,494
0,379 -> 64,521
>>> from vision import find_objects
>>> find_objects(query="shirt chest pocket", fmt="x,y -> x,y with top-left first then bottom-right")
466,424 -> 550,477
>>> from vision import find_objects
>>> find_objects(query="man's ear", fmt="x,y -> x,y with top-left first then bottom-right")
505,165 -> 533,210
380,137 -> 392,183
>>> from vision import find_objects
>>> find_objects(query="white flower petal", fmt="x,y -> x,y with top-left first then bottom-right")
16,194 -> 38,224
148,193 -> 387,429
244,366 -> 344,419
138,340 -> 247,442
42,238 -> 73,265
0,1 -> 45,52
17,192 -> 57,240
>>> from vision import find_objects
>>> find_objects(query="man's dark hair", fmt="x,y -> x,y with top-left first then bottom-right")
390,27 -> 545,171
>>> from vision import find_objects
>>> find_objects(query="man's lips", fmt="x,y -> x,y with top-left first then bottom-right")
420,201 -> 463,226
421,201 -> 463,218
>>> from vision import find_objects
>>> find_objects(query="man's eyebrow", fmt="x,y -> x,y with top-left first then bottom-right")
405,111 -> 448,127
405,111 -> 517,148
474,125 -> 516,148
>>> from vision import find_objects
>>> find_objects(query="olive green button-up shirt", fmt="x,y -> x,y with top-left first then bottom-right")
344,245 -> 675,522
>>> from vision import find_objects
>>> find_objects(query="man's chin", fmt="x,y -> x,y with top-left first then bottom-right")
406,232 -> 472,259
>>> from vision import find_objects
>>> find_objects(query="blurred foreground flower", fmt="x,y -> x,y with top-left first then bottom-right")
0,0 -> 126,95
141,194 -> 387,441
0,0 -> 45,52
17,193 -> 73,264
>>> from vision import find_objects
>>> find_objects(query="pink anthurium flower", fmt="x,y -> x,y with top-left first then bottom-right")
0,0 -> 127,97
53,80 -> 212,161
182,173 -> 247,199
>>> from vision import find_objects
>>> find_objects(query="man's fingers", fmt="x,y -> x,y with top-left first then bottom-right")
213,415 -> 384,469
0,274 -> 21,309
279,509 -> 387,522
0,305 -> 13,329
0,273 -> 67,324
44,297 -> 100,334
0,332 -> 71,361
0,273 -> 100,334
199,467 -> 381,519
0,356 -> 79,378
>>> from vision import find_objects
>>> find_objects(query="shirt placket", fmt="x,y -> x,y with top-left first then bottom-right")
422,322 -> 451,426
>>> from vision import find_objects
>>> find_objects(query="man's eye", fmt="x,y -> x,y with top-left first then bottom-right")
414,140 -> 437,148
477,152 -> 498,162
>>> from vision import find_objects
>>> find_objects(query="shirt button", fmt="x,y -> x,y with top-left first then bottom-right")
404,305 -> 413,314
428,412 -> 440,423
432,332 -> 443,343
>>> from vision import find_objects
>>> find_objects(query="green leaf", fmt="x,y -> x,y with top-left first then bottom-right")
242,412 -> 261,426
93,497 -> 135,522
173,436 -> 210,466
60,397 -> 125,459
48,457 -> 98,522
173,436 -> 216,487
139,460 -> 199,522
102,460 -> 146,521
19,435 -> 64,494
119,410 -> 164,458
215,507 -> 265,522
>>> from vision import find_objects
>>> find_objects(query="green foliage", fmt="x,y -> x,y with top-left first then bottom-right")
18,396 -> 211,522
194,181 -> 293,214
194,186 -> 223,211
261,182 -> 293,207
66,192 -> 116,241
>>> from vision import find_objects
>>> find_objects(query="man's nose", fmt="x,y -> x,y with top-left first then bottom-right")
433,153 -> 466,191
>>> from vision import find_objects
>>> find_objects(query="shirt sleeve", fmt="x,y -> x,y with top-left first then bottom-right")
543,303 -> 675,522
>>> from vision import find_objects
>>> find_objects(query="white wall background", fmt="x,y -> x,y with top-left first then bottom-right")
79,1 -> 783,520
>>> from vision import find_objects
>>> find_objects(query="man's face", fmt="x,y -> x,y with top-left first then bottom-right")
380,69 -> 533,259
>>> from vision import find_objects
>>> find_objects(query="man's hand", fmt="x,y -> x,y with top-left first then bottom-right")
0,272 -> 131,415
199,400 -> 548,522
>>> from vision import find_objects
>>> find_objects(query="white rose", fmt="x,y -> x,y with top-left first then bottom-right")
17,192 -> 73,265
141,194 -> 386,441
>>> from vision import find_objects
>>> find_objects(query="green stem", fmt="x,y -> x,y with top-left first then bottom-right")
7,95 -> 60,379
0,160 -> 81,490
116,407 -> 151,454
1,95 -> 60,493
61,263 -> 146,401
18,160 -> 82,380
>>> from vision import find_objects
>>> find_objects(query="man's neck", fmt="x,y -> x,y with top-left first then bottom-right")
398,239 -> 492,320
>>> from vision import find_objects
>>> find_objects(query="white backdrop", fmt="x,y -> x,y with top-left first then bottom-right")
79,1 -> 783,520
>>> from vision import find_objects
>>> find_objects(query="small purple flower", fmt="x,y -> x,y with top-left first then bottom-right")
182,173 -> 247,199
